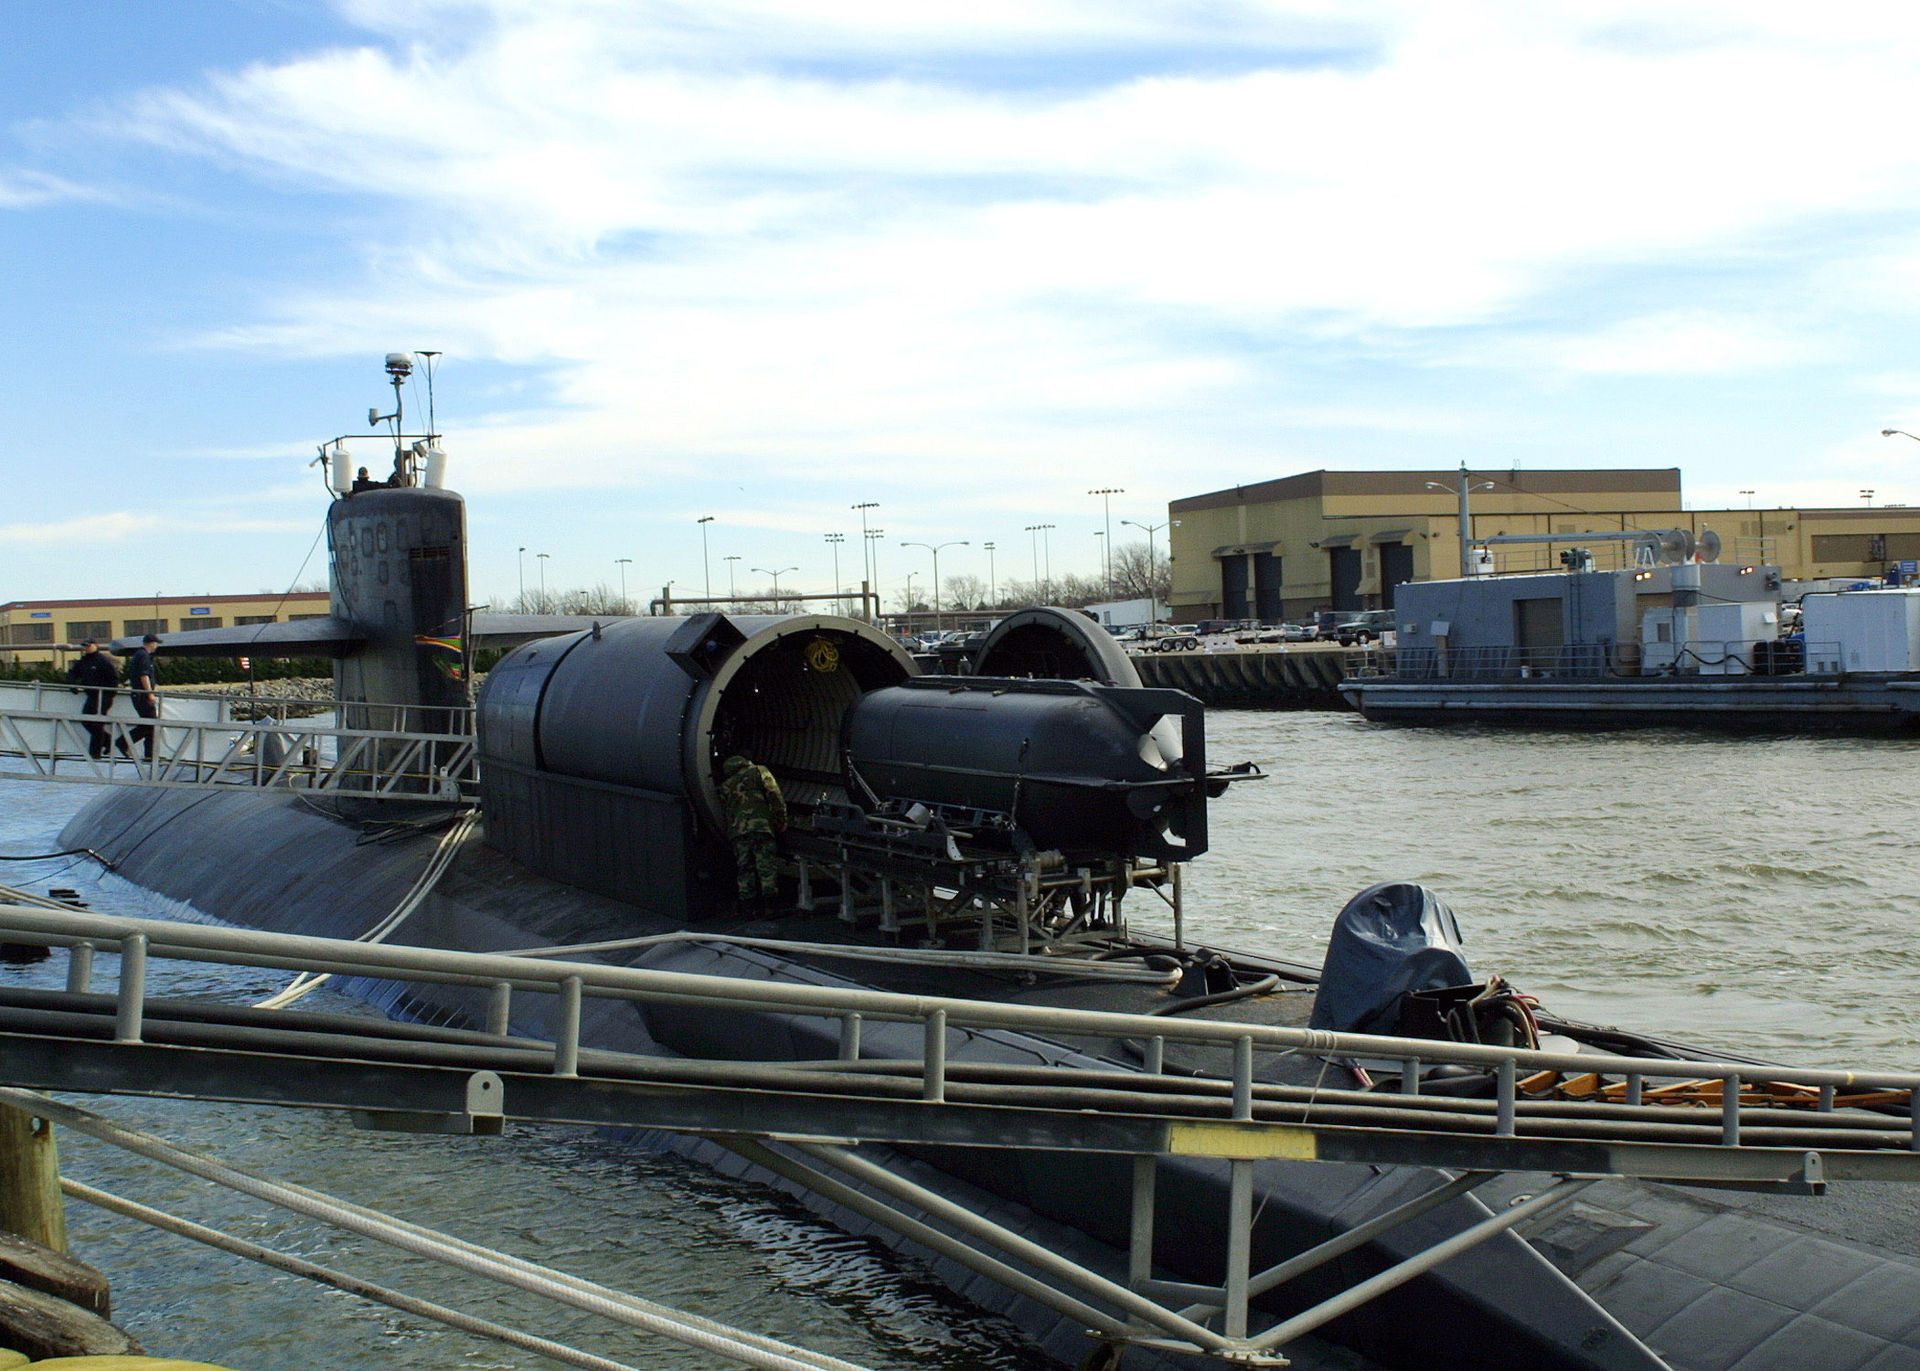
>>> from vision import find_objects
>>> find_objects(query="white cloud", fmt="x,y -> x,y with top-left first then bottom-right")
51,0 -> 1920,514
0,169 -> 101,209
1541,311 -> 1810,376
0,512 -> 159,545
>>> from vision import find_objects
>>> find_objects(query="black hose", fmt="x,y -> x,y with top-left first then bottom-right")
0,847 -> 114,868
1146,973 -> 1283,1017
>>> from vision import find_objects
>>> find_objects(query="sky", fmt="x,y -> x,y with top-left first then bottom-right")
7,0 -> 1920,611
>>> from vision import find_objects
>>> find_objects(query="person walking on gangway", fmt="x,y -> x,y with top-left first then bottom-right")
720,754 -> 788,914
121,633 -> 162,762
66,638 -> 118,759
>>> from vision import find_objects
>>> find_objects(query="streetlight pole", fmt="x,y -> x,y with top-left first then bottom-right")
1024,525 -> 1042,596
900,540 -> 968,617
1862,489 -> 1877,508
1037,524 -> 1055,597
1093,530 -> 1105,590
1426,464 -> 1496,579
753,565 -> 799,604
1089,487 -> 1124,587
864,528 -> 885,617
825,532 -> 846,614
517,547 -> 526,608
536,553 -> 549,609
983,541 -> 997,607
852,502 -> 879,606
616,558 -> 632,611
724,554 -> 741,601
1122,519 -> 1168,608
697,516 -> 714,600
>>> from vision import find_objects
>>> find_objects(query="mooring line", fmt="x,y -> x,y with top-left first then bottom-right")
6,1089 -> 871,1371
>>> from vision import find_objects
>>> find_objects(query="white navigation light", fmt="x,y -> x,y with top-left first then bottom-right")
385,353 -> 413,377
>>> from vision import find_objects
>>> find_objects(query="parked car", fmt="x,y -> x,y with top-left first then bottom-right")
1236,622 -> 1311,645
1324,609 -> 1397,646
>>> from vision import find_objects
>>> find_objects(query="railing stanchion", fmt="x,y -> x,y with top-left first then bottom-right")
113,933 -> 147,1043
552,975 -> 582,1078
66,942 -> 94,994
923,1010 -> 947,1102
486,981 -> 512,1036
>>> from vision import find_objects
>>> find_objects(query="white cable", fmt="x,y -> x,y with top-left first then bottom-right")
62,1178 -> 644,1371
5,1089 -> 871,1371
255,808 -> 478,1009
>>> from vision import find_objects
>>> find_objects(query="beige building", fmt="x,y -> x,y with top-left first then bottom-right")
0,592 -> 332,666
1168,468 -> 1920,622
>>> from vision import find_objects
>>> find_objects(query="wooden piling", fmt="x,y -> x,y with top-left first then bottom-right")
0,1105 -> 66,1255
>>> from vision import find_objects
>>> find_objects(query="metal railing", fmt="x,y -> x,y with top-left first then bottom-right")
0,678 -> 472,734
1388,639 -> 1842,682
0,706 -> 476,800
5,901 -> 1920,1365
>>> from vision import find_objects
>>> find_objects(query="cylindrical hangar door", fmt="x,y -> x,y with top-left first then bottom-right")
478,613 -> 917,919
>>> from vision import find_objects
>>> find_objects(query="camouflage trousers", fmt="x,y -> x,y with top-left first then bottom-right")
732,832 -> 780,902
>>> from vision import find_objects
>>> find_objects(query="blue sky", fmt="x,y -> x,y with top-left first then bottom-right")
7,0 -> 1920,610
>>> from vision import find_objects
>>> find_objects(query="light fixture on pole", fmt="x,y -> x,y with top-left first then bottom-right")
1023,525 -> 1042,594
1738,490 -> 1755,509
982,541 -> 997,606
753,565 -> 798,602
1088,488 -> 1124,586
615,558 -> 632,610
536,552 -> 549,608
517,547 -> 527,607
723,554 -> 741,600
900,539 -> 968,616
1862,489 -> 1877,507
1037,523 -> 1055,595
824,533 -> 846,613
696,516 -> 715,599
1425,465 -> 1497,579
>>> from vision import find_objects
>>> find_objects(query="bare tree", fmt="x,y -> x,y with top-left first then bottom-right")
1108,541 -> 1170,603
943,573 -> 986,610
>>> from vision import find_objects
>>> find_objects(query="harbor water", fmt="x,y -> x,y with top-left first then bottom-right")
3,709 -> 1919,1366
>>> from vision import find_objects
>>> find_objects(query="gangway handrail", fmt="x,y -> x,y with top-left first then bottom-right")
10,902 -> 1915,1368
4,901 -> 1919,1103
0,706 -> 477,800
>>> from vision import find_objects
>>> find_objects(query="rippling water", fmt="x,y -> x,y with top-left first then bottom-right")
3,710 -> 1919,1365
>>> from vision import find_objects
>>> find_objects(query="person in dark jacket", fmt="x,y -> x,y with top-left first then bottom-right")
122,634 -> 161,762
66,639 -> 118,759
719,754 -> 788,912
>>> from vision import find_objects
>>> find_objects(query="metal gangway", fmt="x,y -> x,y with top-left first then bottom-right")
0,681 -> 476,801
5,903 -> 1920,1367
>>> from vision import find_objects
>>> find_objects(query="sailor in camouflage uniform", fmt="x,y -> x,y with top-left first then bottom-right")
719,754 -> 788,912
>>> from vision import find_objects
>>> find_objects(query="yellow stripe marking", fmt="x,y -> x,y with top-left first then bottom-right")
1167,1121 -> 1317,1160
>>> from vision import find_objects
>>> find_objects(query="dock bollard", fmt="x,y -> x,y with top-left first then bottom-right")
0,1104 -> 66,1254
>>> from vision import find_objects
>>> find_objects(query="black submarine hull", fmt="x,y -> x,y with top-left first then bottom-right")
61,782 -> 1862,1371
